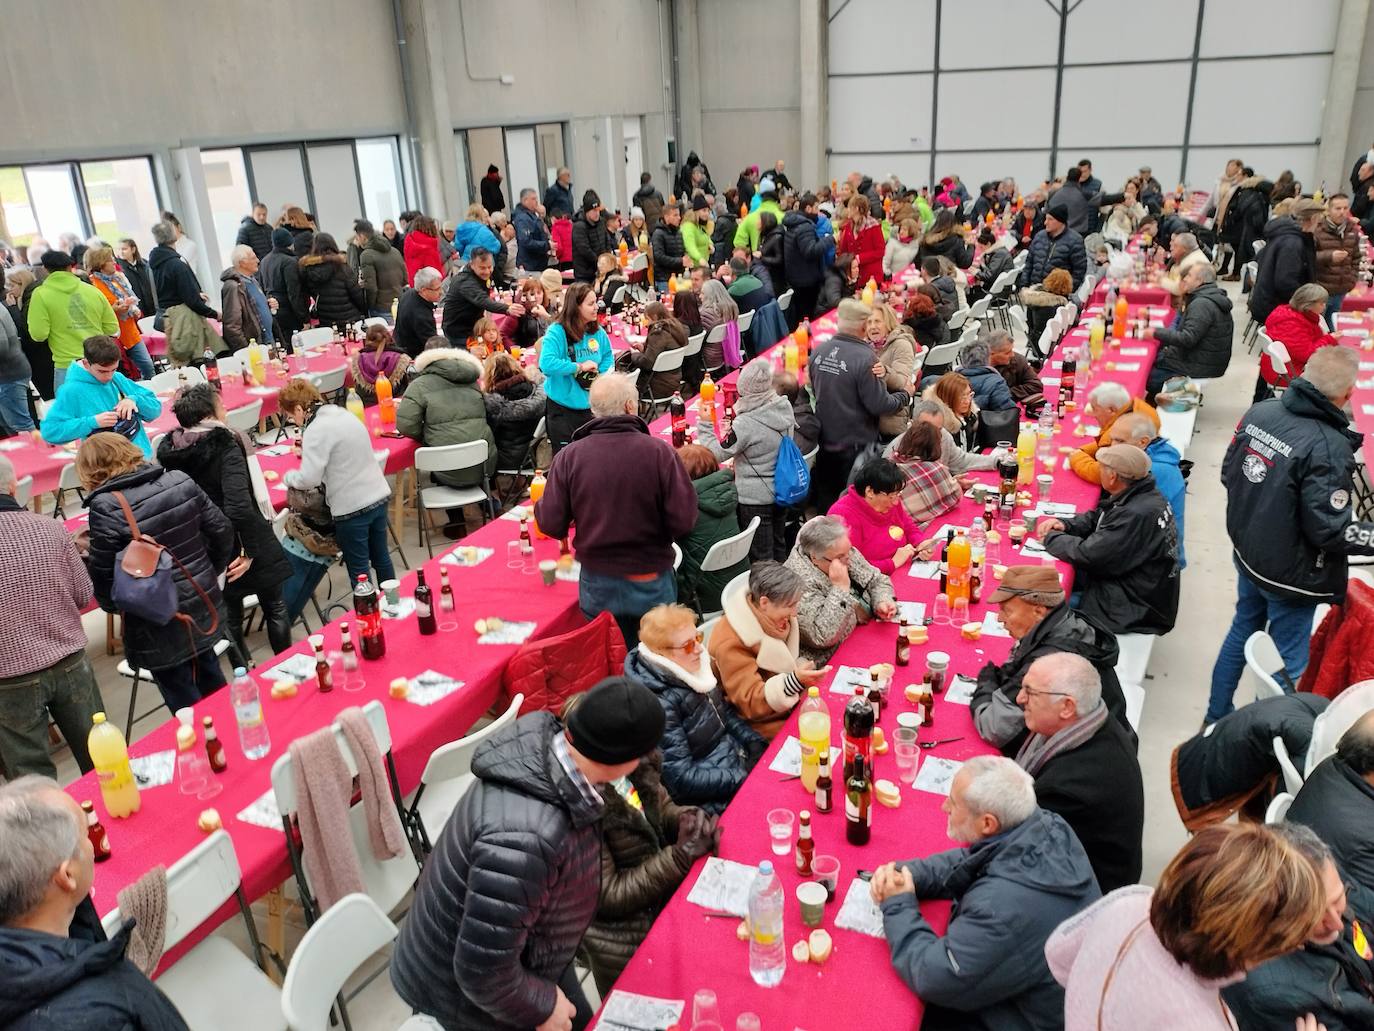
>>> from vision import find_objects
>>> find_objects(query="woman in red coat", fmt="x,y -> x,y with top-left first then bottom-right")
404,214 -> 444,286
838,194 -> 887,288
1259,282 -> 1335,398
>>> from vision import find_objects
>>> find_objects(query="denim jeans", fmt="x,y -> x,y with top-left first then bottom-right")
579,569 -> 676,648
0,380 -> 35,432
1207,559 -> 1317,722
125,341 -> 155,380
1325,294 -> 1347,326
0,650 -> 101,779
150,646 -> 228,713
282,551 -> 333,620
52,365 -> 69,392
334,501 -> 395,585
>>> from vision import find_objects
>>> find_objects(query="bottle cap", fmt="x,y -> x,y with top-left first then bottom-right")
758,860 -> 774,875
176,724 -> 196,750
233,667 -> 247,677
807,686 -> 819,697
81,800 -> 94,813
92,712 -> 106,725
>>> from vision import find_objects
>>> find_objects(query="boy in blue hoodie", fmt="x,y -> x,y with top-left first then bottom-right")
40,335 -> 161,458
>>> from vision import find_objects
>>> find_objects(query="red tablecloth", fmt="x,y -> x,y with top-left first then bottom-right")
606,311 -> 1161,1025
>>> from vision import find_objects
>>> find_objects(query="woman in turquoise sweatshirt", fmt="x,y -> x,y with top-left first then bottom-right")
40,335 -> 161,457
538,282 -> 615,453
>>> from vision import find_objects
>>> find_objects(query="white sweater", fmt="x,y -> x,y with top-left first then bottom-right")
284,404 -> 391,518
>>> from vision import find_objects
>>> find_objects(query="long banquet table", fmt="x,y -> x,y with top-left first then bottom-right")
66,266 -> 1165,1017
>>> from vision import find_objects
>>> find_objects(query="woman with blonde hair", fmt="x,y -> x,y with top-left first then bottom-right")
85,245 -> 153,379
81,431 -> 235,709
1047,823 -> 1326,1029
864,301 -> 918,438
926,371 -> 980,451
592,252 -> 628,314
275,205 -> 316,258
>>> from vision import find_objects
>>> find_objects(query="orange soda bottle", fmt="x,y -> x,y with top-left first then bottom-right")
375,374 -> 395,431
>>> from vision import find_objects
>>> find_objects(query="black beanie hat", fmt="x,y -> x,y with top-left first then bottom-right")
565,676 -> 665,765
272,227 -> 293,248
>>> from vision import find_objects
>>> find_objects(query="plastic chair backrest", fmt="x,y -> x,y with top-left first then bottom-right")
216,353 -> 247,379
924,340 -> 962,367
947,308 -> 969,332
1273,735 -> 1306,795
701,515 -> 760,573
1305,680 -> 1374,776
137,316 -> 157,335
363,317 -> 390,330
610,284 -> 628,306
699,616 -> 720,652
683,332 -> 705,357
1244,630 -> 1290,700
297,327 -> 335,349
226,399 -> 264,433
419,693 -> 524,788
100,829 -> 241,951
720,568 -> 751,609
415,440 -> 489,476
737,309 -> 755,333
57,460 -> 81,493
802,446 -> 819,471
280,893 -> 398,1031
968,294 -> 992,319
623,367 -> 640,390
627,252 -> 649,273
308,364 -> 347,396
14,475 -> 32,509
671,542 -> 683,570
1265,792 -> 1294,824
705,323 -> 727,344
777,290 -> 793,311
651,345 -> 687,373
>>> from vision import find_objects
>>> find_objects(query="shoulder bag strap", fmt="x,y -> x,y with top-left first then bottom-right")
112,492 -> 220,638
113,491 -> 143,541
1097,919 -> 1150,1031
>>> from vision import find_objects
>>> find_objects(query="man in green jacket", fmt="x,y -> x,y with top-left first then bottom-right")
733,190 -> 785,253
27,251 -> 119,391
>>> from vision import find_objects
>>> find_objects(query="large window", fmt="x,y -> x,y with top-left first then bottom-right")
455,123 -> 567,207
0,157 -> 161,253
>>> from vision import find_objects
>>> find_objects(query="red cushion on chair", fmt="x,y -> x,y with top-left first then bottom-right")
501,610 -> 627,716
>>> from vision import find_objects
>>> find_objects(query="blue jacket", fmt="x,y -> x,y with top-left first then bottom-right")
961,365 -> 1016,413
453,220 -> 502,262
41,362 -> 161,457
537,322 -> 615,411
512,205 -> 550,271
623,647 -> 764,815
816,213 -> 837,268
881,808 -> 1100,1031
543,180 -> 575,217
1146,437 -> 1187,569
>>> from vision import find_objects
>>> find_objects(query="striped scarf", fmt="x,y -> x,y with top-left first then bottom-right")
1015,700 -> 1109,776
93,268 -> 138,319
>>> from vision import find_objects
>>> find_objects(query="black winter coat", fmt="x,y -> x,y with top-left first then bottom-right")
571,212 -> 613,284
259,244 -> 306,338
148,243 -> 214,318
482,371 -> 545,470
1224,179 -> 1273,249
918,228 -> 975,270
711,214 -> 738,268
1044,475 -> 1179,635
390,712 -> 604,1030
1153,281 -> 1234,378
440,267 -> 509,344
156,426 -> 291,599
298,253 -> 364,329
624,647 -> 765,815
393,288 -> 438,358
1250,217 -> 1317,324
235,216 -> 273,259
118,257 -> 157,319
816,265 -> 852,314
782,211 -> 827,289
1030,715 -> 1144,893
86,465 -> 234,671
1223,378 -> 1374,604
758,224 -> 787,294
972,603 -> 1131,756
650,222 -> 688,279
1017,228 -> 1087,291
1288,754 -> 1374,896
0,921 -> 190,1031
1174,694 -> 1327,811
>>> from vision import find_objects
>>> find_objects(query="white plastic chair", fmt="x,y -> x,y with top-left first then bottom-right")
1114,633 -> 1154,689
1304,680 -> 1374,776
1244,630 -> 1291,701
117,639 -> 233,740
280,893 -> 397,1031
737,309 -> 755,334
150,367 -> 203,393
14,474 -> 32,509
1273,735 -> 1306,795
307,364 -> 347,399
414,441 -> 495,556
776,289 -> 793,312
923,340 -> 963,369
1265,792 -> 1294,824
296,327 -> 335,349
644,345 -> 688,416
362,316 -> 390,330
696,516 -> 761,618
102,830 -> 284,1031
802,446 -> 819,471
683,331 -> 705,361
217,352 -> 247,380
226,398 -> 264,434
720,568 -> 751,610
672,542 -> 683,570
703,323 -> 729,376
405,693 -> 524,851
269,701 -> 420,924
947,308 -> 969,333
967,294 -> 992,322
698,616 -> 720,652
136,315 -> 157,336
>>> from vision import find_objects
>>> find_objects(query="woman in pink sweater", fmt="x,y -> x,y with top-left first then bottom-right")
826,459 -> 929,575
1046,824 -> 1326,1031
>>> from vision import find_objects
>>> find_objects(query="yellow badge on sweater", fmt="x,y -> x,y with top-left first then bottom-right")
1353,919 -> 1372,961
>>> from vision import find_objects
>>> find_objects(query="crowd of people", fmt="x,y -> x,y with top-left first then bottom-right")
3,142 -> 1374,1031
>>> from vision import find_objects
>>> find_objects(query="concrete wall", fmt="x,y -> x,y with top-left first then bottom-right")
1346,9 -> 1374,187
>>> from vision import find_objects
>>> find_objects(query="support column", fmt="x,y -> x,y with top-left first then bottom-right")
167,147 -> 220,289
672,0 -> 704,167
799,0 -> 828,190
401,0 -> 465,216
1318,0 -> 1371,191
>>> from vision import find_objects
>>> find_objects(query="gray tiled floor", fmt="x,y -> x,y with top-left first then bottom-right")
41,281 -> 1259,1025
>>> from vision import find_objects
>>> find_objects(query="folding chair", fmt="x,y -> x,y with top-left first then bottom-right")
695,516 -> 760,618
14,474 -> 33,509
642,345 -> 687,419
1304,680 -> 1374,776
307,364 -> 348,404
720,568 -> 750,611
150,367 -> 203,393
297,327 -> 335,349
226,398 -> 264,434
495,416 -> 546,505
118,638 -> 233,740
216,352 -> 247,380
280,893 -> 397,1031
101,830 -> 284,1031
703,323 -> 729,379
1265,792 -> 1294,824
1244,630 -> 1293,702
51,459 -> 82,517
414,441 -> 496,556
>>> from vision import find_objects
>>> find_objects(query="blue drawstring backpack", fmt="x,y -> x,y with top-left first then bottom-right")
773,435 -> 810,506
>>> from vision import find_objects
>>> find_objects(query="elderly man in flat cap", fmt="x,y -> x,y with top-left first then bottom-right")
1038,444 -> 1180,637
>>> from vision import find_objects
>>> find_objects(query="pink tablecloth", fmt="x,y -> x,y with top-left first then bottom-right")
141,320 -> 223,357
607,312 -> 1161,1025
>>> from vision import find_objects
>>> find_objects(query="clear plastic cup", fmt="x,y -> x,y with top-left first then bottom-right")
692,988 -> 721,1026
766,808 -> 795,856
811,854 -> 840,902
932,592 -> 950,623
950,596 -> 969,626
506,540 -> 523,568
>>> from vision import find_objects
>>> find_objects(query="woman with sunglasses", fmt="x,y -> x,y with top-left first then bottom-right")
624,603 -> 765,816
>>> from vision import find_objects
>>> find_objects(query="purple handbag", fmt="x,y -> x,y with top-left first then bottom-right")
721,320 -> 743,369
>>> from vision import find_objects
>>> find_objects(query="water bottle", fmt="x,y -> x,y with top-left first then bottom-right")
968,516 -> 987,565
230,667 -> 271,760
1037,405 -> 1055,440
747,860 -> 786,987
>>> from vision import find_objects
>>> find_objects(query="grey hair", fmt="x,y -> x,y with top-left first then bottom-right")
1270,821 -> 1334,870
26,241 -> 49,263
796,515 -> 848,561
151,221 -> 176,245
912,398 -> 945,421
958,341 -> 991,368
1113,412 -> 1157,443
0,454 -> 15,494
588,372 -> 639,417
519,188 -> 536,202
1290,283 -> 1329,311
490,212 -> 509,229
748,561 -> 803,606
230,244 -> 256,267
0,776 -> 82,926
1173,232 -> 1199,252
981,327 -> 1014,352
413,267 -> 443,291
959,756 -> 1037,830
1190,263 -> 1217,285
1303,346 -> 1359,400
1087,381 -> 1130,411
1028,652 -> 1102,712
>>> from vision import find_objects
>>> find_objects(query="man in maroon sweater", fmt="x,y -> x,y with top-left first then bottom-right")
534,373 -> 698,647
0,456 -> 101,779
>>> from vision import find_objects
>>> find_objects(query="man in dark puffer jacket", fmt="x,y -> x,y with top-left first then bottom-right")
1145,262 -> 1234,395
391,677 -> 665,1031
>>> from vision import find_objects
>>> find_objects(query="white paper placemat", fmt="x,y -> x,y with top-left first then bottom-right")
834,874 -> 887,939
406,670 -> 466,707
913,756 -> 963,796
595,991 -> 685,1031
828,664 -> 874,697
477,620 -> 536,645
685,856 -> 757,917
260,652 -> 315,683
236,788 -> 283,831
944,674 -> 978,705
129,749 -> 175,789
440,546 -> 495,567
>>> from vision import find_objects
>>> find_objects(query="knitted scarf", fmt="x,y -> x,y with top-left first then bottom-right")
115,864 -> 168,975
1015,700 -> 1109,776
93,268 -> 138,319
